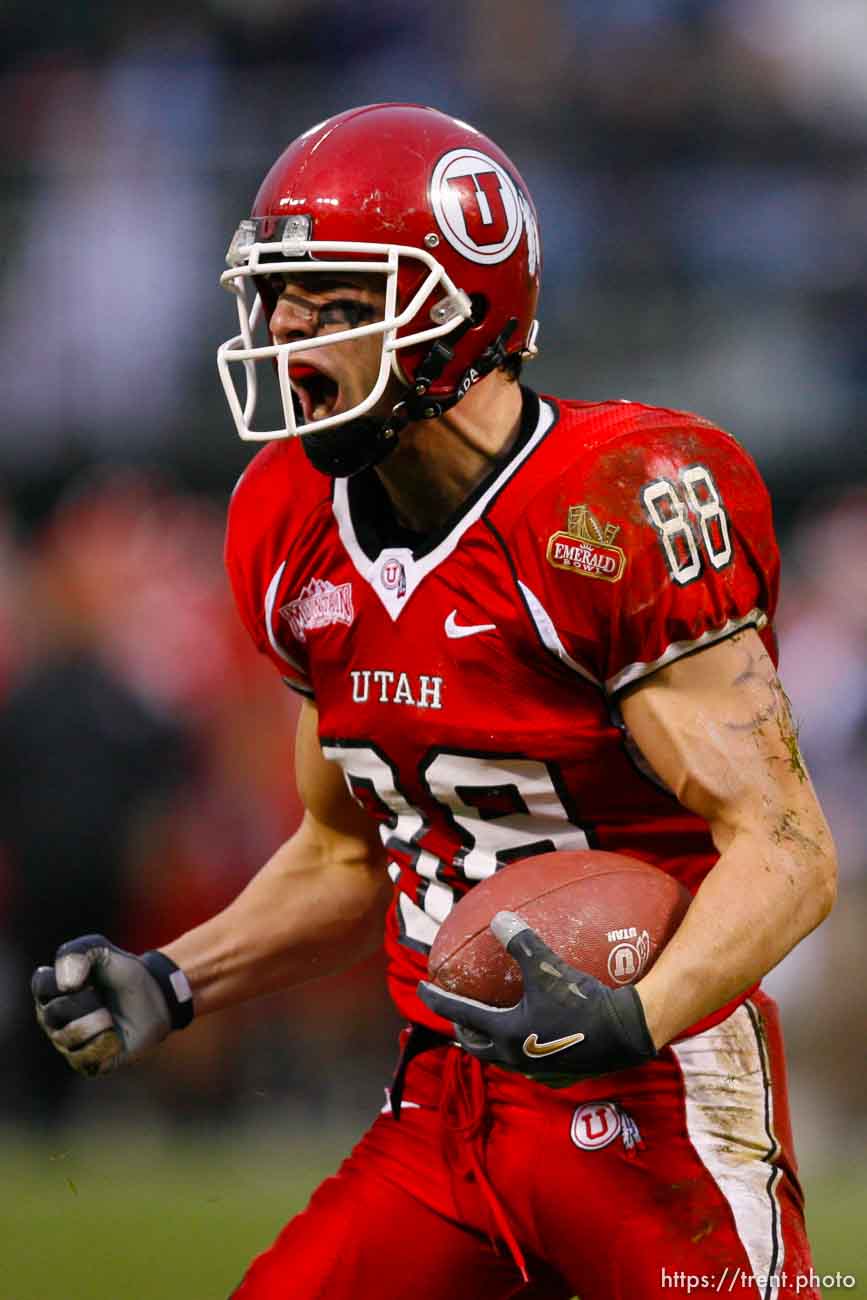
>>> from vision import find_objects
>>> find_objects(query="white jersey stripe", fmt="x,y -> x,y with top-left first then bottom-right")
671,1001 -> 783,1297
263,561 -> 311,689
517,582 -> 600,686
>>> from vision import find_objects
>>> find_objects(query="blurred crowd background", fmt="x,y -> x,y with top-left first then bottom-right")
0,0 -> 865,1179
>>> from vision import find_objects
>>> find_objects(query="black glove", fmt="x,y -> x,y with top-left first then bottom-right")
32,934 -> 194,1077
418,911 -> 656,1081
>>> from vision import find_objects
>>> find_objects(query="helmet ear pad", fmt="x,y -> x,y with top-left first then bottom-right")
391,283 -> 493,392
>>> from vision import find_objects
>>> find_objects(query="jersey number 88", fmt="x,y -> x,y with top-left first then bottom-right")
642,465 -> 732,585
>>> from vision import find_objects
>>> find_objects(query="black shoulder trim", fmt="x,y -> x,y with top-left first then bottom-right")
283,677 -> 315,699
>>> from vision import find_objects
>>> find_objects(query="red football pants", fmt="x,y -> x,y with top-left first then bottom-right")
232,993 -> 816,1299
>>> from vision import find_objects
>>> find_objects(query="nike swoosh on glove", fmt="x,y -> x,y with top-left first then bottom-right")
32,935 -> 193,1077
417,911 -> 656,1082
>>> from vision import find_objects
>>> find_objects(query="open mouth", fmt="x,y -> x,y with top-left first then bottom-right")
289,364 -> 340,422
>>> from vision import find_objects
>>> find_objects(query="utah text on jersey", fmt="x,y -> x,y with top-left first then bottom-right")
350,670 -> 444,710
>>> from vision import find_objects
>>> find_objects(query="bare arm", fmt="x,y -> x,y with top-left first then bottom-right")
162,699 -> 391,1017
621,628 -> 837,1049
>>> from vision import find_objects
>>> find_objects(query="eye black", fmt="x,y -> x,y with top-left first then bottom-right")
319,300 -> 376,328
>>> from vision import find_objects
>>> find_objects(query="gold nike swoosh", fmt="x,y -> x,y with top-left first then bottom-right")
522,1030 -> 586,1058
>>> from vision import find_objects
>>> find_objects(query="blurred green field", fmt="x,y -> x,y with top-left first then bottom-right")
1,1128 -> 352,1300
2,1128 -> 865,1299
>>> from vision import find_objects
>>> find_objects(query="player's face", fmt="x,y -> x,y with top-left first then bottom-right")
266,272 -> 400,424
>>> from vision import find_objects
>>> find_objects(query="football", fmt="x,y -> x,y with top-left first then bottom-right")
428,849 -> 692,1007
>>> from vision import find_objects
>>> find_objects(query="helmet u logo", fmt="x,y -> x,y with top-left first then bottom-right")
431,148 -> 523,265
446,171 -> 509,246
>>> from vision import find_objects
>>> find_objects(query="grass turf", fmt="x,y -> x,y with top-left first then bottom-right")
2,1130 -> 864,1299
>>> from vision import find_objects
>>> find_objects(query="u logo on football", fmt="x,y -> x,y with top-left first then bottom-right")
430,148 -> 523,265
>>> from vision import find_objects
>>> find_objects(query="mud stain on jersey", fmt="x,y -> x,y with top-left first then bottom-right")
673,1011 -> 770,1166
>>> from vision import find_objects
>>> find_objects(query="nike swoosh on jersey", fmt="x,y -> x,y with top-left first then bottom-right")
522,1030 -> 586,1058
444,609 -> 497,639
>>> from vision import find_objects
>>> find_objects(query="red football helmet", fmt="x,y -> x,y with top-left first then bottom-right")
218,102 -> 541,448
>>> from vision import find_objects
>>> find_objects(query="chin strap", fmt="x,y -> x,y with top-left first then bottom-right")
398,315 -> 519,426
302,317 -> 520,479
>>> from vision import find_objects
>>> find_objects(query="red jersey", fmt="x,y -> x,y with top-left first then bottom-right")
225,391 -> 779,1037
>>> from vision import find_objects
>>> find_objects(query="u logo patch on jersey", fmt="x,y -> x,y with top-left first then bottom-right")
570,1102 -> 644,1155
570,1102 -> 622,1150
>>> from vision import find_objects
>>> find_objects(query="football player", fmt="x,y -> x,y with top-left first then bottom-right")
33,104 -> 836,1300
